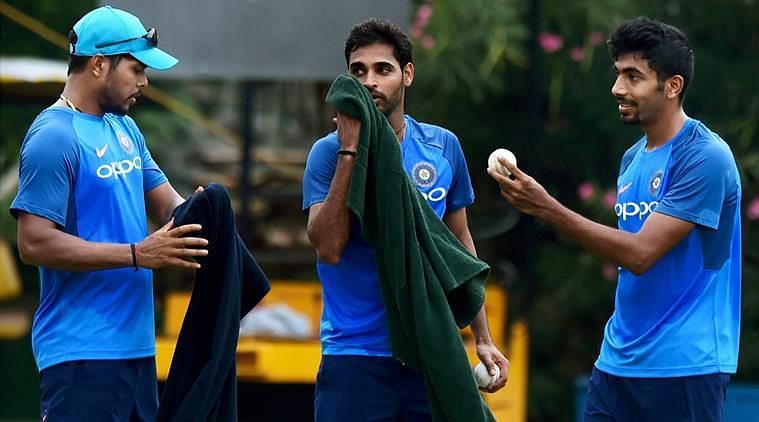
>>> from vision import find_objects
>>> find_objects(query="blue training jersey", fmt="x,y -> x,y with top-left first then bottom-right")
596,118 -> 742,377
10,106 -> 167,371
302,115 -> 475,356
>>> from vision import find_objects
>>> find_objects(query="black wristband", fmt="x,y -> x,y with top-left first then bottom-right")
337,149 -> 357,157
130,243 -> 139,271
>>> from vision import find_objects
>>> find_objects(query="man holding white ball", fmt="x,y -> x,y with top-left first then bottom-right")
304,18 -> 509,421
489,17 -> 741,421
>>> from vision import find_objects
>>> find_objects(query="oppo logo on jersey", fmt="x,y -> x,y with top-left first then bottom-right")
419,187 -> 447,202
615,200 -> 658,221
97,156 -> 142,179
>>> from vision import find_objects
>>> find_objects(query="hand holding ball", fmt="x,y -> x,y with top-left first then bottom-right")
473,362 -> 500,388
488,148 -> 517,177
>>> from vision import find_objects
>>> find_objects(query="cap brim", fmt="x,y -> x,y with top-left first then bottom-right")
130,47 -> 178,71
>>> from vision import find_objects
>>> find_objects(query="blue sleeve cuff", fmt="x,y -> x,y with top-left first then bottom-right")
9,203 -> 66,226
653,206 -> 719,230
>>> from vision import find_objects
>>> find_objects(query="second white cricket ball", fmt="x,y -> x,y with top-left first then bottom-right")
473,362 -> 500,388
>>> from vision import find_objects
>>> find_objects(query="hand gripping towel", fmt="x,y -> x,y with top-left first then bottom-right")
326,75 -> 494,422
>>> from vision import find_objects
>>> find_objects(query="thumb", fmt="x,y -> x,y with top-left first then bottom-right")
159,218 -> 175,232
480,356 -> 497,376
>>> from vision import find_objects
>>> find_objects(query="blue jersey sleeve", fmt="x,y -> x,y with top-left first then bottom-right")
10,113 -> 79,226
123,116 -> 167,192
442,131 -> 475,212
655,141 -> 736,230
141,146 -> 167,192
302,135 -> 339,211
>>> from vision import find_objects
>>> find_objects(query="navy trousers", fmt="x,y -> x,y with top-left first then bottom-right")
584,367 -> 730,422
40,357 -> 158,422
315,355 -> 432,422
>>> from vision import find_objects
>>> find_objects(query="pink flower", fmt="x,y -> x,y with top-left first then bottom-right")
415,4 -> 433,29
601,263 -> 617,281
602,189 -> 617,209
421,35 -> 436,50
538,32 -> 564,54
590,31 -> 605,46
577,182 -> 596,202
747,196 -> 759,220
409,24 -> 422,40
570,47 -> 586,62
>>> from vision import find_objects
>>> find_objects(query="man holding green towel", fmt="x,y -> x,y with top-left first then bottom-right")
303,18 -> 509,421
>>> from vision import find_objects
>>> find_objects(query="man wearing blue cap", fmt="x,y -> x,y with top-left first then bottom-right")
10,6 -> 207,421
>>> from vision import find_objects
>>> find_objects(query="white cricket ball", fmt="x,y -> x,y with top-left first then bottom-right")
473,362 -> 500,388
488,148 -> 517,177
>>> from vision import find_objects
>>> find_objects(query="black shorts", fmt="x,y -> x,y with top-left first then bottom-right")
40,357 -> 158,422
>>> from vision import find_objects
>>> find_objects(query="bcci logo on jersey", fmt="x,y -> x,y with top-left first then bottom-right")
412,161 -> 447,202
649,170 -> 664,195
412,161 -> 437,187
117,132 -> 133,153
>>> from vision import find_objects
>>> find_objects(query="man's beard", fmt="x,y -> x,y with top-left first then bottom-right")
378,85 -> 404,117
620,115 -> 641,125
99,76 -> 130,116
100,93 -> 129,116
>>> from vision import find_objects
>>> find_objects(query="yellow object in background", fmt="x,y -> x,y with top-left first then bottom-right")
0,240 -> 22,300
0,239 -> 30,340
157,280 -> 529,421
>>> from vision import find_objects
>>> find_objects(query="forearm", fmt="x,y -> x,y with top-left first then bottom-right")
472,299 -> 510,392
536,197 -> 647,273
444,208 -> 477,256
19,228 -> 133,271
154,193 -> 185,226
454,227 -> 477,257
470,306 -> 493,343
307,155 -> 356,264
444,209 -> 492,341
146,182 -> 187,226
491,165 -> 690,275
160,196 -> 185,224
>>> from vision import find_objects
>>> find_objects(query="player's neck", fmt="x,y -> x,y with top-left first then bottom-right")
387,111 -> 406,143
59,79 -> 104,116
643,108 -> 687,151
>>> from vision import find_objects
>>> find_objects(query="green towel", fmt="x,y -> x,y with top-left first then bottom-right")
326,74 -> 495,422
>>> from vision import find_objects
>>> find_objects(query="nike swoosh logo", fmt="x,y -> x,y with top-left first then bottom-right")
618,182 -> 632,194
96,144 -> 108,158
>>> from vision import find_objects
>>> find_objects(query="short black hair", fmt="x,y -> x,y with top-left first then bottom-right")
608,17 -> 694,103
67,54 -> 128,75
344,18 -> 413,69
66,30 -> 128,75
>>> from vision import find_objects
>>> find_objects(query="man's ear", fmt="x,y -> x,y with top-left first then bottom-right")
665,75 -> 684,100
90,55 -> 108,78
403,62 -> 415,88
